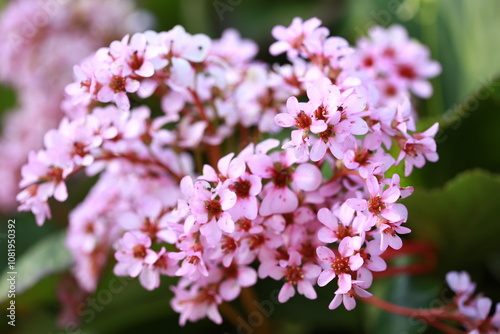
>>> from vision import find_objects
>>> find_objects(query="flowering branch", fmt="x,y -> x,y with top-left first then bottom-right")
15,15 -> 499,333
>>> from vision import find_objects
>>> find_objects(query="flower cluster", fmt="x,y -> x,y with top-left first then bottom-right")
0,0 -> 150,211
445,271 -> 500,333
17,18 -> 443,325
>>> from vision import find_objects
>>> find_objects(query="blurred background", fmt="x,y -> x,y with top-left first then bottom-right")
0,0 -> 499,333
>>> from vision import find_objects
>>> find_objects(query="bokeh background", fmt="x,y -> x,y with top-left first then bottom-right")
0,0 -> 499,333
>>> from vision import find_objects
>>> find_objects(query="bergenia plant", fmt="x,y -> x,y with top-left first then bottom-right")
16,17 -> 499,334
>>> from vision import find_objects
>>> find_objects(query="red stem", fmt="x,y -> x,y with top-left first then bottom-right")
375,240 -> 438,278
360,295 -> 467,334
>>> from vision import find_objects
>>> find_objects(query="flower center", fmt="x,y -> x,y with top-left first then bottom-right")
369,195 -> 386,215
133,245 -> 147,258
229,180 -> 251,198
398,64 -> 416,80
331,257 -> 349,276
285,266 -> 304,285
110,75 -> 126,93
272,163 -> 293,187
205,199 -> 222,219
295,111 -> 312,129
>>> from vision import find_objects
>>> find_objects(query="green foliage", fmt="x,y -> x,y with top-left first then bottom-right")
403,170 -> 500,275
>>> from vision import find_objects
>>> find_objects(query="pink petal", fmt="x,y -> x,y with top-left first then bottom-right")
219,279 -> 241,301
366,175 -> 380,197
161,91 -> 185,115
275,113 -> 296,127
310,139 -> 327,162
328,294 -> 343,310
382,186 -> 400,203
269,41 -> 290,55
259,186 -> 298,216
180,176 -> 194,197
227,157 -> 245,179
115,92 -> 131,111
97,86 -> 114,103
217,153 -> 235,176
298,280 -> 317,300
348,254 -> 364,271
343,294 -> 356,310
247,154 -> 274,178
293,163 -> 322,191
202,165 -> 218,182
346,198 -> 368,211
318,227 -> 338,243
220,189 -> 237,210
317,270 -> 336,287
337,273 -> 352,293
268,266 -> 286,280
135,62 -> 155,77
125,78 -> 140,93
238,267 -> 257,287
278,283 -> 296,303
139,267 -> 160,290
316,245 -> 336,262
217,213 -> 235,233
317,207 -> 337,229
54,182 -> 68,202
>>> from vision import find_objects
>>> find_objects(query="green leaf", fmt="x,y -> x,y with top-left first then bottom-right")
364,273 -> 441,334
436,0 -> 500,106
402,169 -> 500,276
0,230 -> 72,303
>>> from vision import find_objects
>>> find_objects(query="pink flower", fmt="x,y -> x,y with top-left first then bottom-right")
210,28 -> 258,65
268,250 -> 321,303
248,150 -> 322,216
317,203 -> 366,244
182,176 -> 237,245
270,17 -> 328,59
139,248 -> 179,291
446,271 -> 476,296
346,174 -> 408,226
304,83 -> 367,161
316,237 -> 364,293
376,217 -> 411,251
110,33 -> 156,78
328,268 -> 373,310
276,96 -> 327,159
171,282 -> 222,325
397,123 -> 439,176
96,66 -> 140,111
218,256 -> 257,301
114,231 -> 159,278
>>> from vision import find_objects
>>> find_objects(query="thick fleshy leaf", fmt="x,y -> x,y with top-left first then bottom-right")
0,230 -> 72,303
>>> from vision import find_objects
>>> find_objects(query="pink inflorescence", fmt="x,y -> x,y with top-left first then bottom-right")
0,0 -> 150,212
445,271 -> 500,333
17,18 -> 443,324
